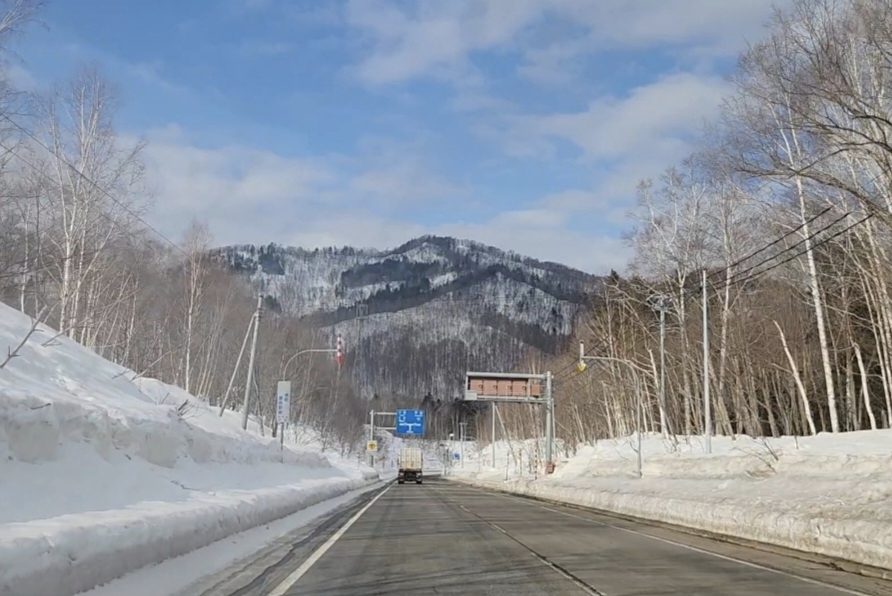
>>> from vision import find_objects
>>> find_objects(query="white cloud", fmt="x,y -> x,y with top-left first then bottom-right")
343,0 -> 544,85
137,126 -> 627,273
509,72 -> 730,161
123,0 -> 791,275
346,136 -> 467,206
5,62 -> 38,91
140,126 -> 337,243
549,0 -> 788,52
342,0 -> 786,87
435,218 -> 631,273
349,167 -> 459,205
516,38 -> 590,85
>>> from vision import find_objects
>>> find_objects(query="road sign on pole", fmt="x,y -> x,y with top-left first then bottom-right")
395,409 -> 425,436
367,440 -> 378,452
276,380 -> 291,424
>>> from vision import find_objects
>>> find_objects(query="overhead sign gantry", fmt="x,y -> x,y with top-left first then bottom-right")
463,370 -> 555,473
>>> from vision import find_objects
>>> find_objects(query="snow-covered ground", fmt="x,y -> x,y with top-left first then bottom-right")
78,481 -> 385,596
0,302 -> 379,596
450,432 -> 892,571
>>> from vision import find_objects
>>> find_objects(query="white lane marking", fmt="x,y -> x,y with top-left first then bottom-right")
490,490 -> 873,596
490,522 -> 508,535
267,484 -> 392,596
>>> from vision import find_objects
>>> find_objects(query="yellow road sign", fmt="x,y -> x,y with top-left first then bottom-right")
367,440 -> 378,452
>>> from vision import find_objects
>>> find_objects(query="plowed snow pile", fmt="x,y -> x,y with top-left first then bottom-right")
0,303 -> 378,596
453,431 -> 892,570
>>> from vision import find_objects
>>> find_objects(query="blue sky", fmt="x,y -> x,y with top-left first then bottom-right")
8,0 -> 786,273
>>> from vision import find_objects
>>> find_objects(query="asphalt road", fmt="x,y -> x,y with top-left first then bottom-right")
186,478 -> 892,596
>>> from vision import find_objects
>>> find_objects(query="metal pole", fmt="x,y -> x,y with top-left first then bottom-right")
492,402 -> 497,467
659,302 -> 667,438
702,269 -> 712,454
368,409 -> 375,467
635,375 -> 642,478
241,294 -> 263,430
459,421 -> 466,468
545,370 -> 554,472
577,347 -> 647,477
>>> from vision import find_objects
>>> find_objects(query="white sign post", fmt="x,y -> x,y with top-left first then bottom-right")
276,381 -> 291,447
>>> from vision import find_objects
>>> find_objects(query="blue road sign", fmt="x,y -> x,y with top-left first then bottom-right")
453,452 -> 460,461
396,409 -> 425,436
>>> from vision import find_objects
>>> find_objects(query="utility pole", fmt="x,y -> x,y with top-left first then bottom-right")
702,269 -> 712,454
218,312 -> 254,416
459,421 -> 467,468
356,303 -> 368,388
241,294 -> 264,431
491,402 -> 497,467
544,371 -> 554,473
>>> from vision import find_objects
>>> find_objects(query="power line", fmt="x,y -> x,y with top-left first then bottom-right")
710,212 -> 873,295
710,209 -> 852,290
707,205 -> 833,282
0,114 -> 188,257
671,208 -> 853,304
554,209 -> 870,383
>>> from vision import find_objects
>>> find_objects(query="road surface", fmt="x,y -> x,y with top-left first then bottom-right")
184,478 -> 892,596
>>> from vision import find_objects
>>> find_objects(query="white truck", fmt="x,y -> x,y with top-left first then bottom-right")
397,447 -> 423,484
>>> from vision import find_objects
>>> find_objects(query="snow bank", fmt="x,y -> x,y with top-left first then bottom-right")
1,474 -> 378,596
0,302 -> 379,596
452,432 -> 892,571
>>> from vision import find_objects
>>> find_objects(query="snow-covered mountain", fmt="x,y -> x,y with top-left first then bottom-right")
211,236 -> 604,400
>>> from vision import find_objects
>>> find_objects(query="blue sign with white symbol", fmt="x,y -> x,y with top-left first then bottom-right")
453,452 -> 460,461
396,409 -> 425,436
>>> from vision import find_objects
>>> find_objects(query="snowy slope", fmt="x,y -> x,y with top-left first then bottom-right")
214,236 -> 600,319
452,432 -> 892,571
0,302 -> 379,596
211,236 -> 603,401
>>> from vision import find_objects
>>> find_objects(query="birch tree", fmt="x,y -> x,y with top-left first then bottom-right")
34,67 -> 147,338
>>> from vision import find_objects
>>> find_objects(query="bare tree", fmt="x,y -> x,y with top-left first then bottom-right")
32,66 -> 147,340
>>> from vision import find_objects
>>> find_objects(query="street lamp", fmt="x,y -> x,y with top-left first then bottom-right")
281,347 -> 338,377
276,340 -> 342,444
578,342 -> 646,478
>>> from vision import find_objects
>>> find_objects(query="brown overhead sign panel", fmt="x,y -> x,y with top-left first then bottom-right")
464,372 -> 544,401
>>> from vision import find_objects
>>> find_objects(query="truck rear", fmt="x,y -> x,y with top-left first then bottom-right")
397,447 -> 423,484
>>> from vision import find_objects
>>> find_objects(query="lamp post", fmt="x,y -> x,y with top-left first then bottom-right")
282,347 -> 338,377
277,341 -> 341,444
577,342 -> 646,478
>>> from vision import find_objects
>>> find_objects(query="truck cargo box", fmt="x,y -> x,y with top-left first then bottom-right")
398,447 -> 423,484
